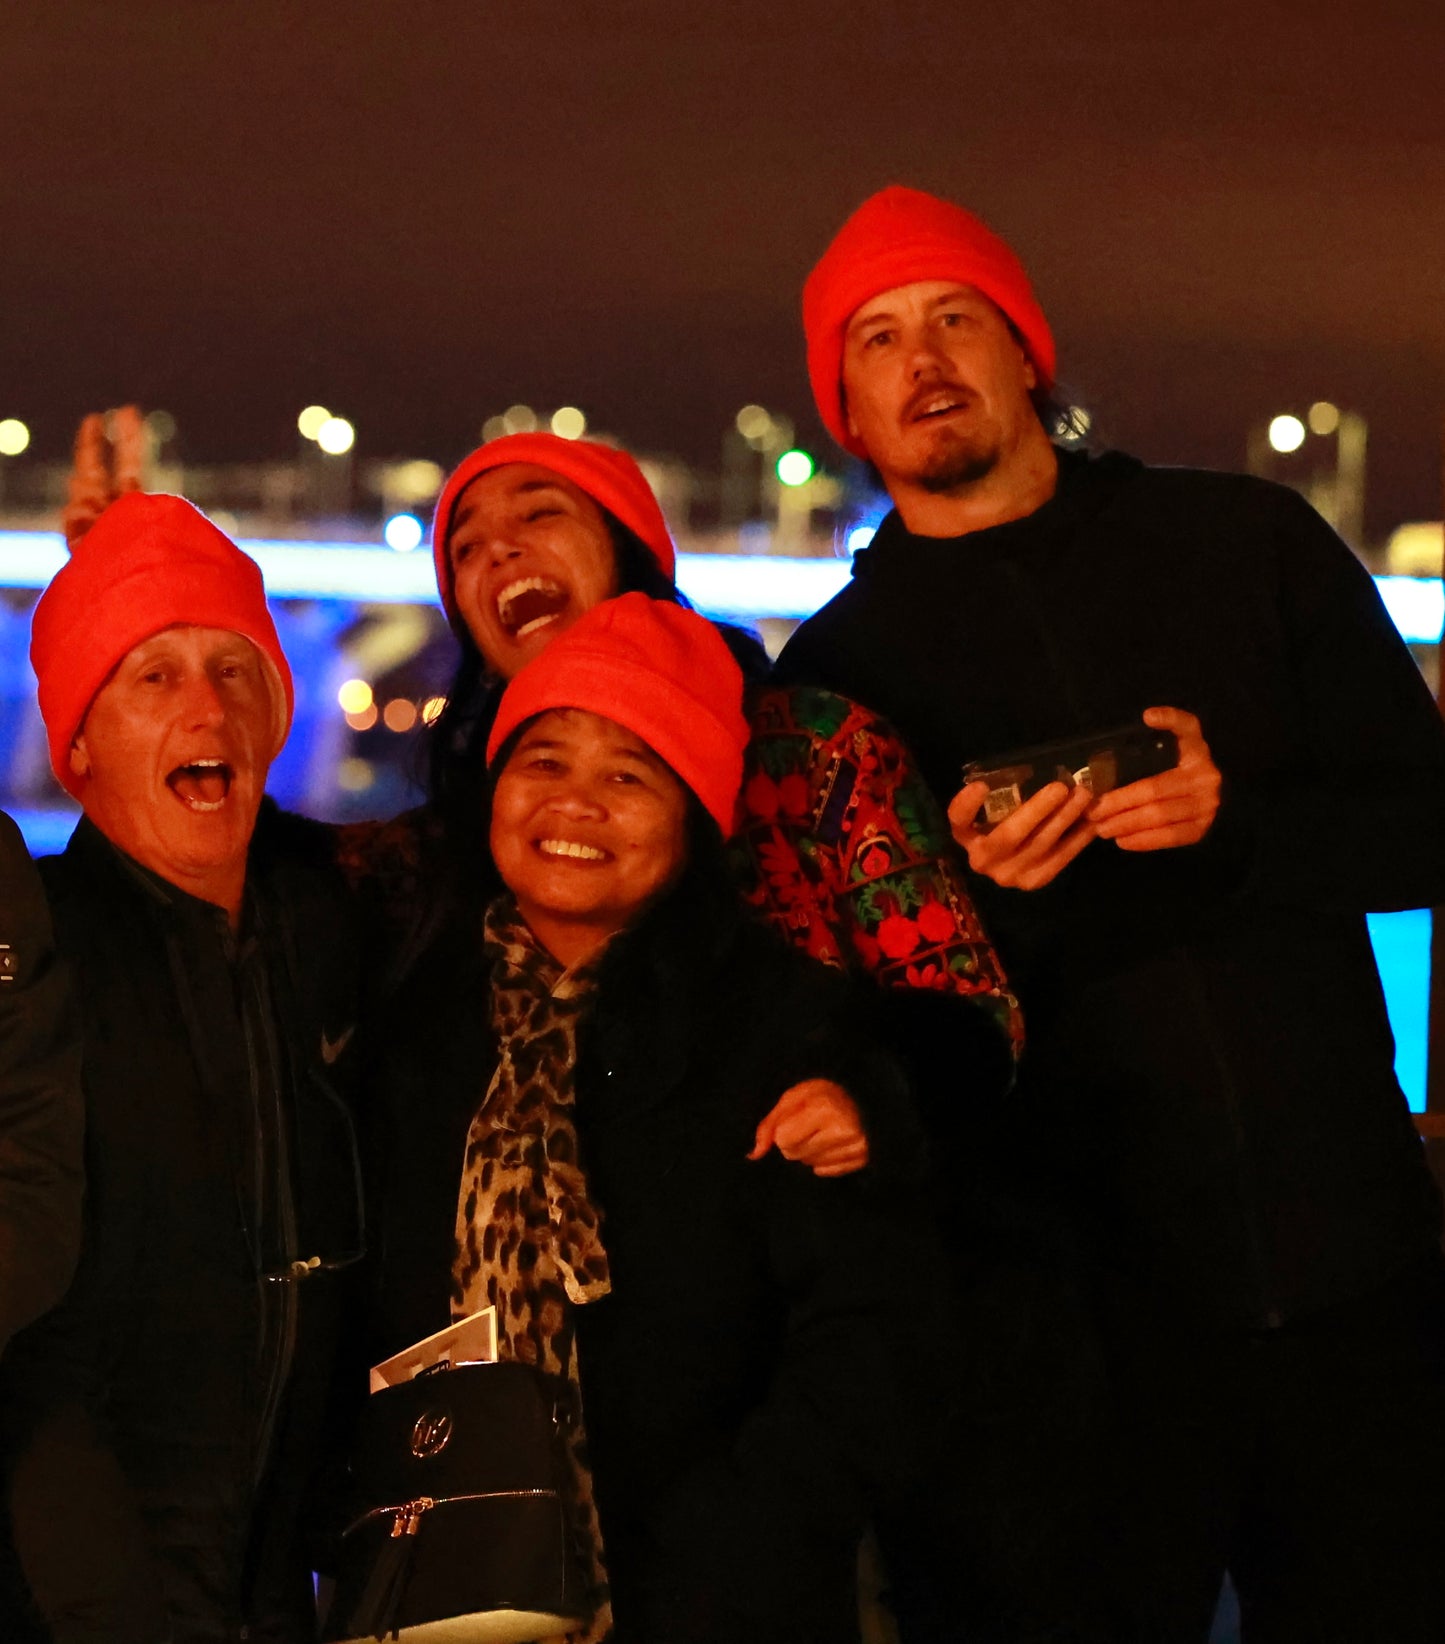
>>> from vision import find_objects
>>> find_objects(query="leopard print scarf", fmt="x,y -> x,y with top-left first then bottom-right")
452,895 -> 613,1644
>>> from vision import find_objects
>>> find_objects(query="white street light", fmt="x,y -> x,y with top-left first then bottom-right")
298,405 -> 331,441
550,406 -> 587,440
735,404 -> 773,442
384,513 -> 423,552
1267,415 -> 1306,455
316,416 -> 355,456
0,419 -> 31,457
1308,401 -> 1340,437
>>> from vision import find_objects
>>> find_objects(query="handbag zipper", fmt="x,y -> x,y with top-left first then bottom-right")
390,1497 -> 435,1538
345,1488 -> 558,1541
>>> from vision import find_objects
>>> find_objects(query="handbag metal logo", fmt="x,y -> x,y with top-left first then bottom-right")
409,1407 -> 454,1458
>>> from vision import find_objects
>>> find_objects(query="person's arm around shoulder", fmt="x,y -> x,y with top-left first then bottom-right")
0,811 -> 83,1350
643,1060 -> 947,1638
739,686 -> 1022,1108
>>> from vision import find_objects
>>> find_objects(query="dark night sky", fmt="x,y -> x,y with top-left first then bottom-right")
4,0 -> 1444,537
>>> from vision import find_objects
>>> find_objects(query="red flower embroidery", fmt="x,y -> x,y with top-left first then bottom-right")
876,913 -> 921,959
916,899 -> 956,945
850,928 -> 882,969
743,771 -> 780,821
777,772 -> 811,818
755,832 -> 801,882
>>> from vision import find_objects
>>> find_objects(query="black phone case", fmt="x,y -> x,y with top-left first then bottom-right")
963,722 -> 1179,831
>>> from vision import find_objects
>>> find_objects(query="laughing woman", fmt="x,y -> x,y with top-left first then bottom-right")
358,594 -> 943,1644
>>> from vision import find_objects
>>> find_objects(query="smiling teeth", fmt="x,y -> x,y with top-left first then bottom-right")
539,839 -> 606,861
497,576 -> 561,616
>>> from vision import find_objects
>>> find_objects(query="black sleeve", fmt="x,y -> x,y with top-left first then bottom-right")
626,950 -> 953,1638
1,1148 -> 169,1644
0,839 -> 165,1640
875,984 -> 1016,1151
0,814 -> 83,1350
5,1399 -> 168,1644
642,1159 -> 954,1642
772,594 -> 877,705
1213,489 -> 1445,915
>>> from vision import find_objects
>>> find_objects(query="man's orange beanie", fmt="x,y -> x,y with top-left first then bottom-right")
431,433 -> 677,627
486,593 -> 749,838
803,184 -> 1056,458
30,492 -> 294,799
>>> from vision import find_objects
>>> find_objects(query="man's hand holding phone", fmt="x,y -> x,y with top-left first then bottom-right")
1090,707 -> 1221,851
948,707 -> 1221,890
948,778 -> 1096,890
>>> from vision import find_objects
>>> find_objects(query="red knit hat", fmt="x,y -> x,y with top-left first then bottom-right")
486,593 -> 748,837
30,492 -> 294,799
803,185 -> 1056,458
431,433 -> 677,626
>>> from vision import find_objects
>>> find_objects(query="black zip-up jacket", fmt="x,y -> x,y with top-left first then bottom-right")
776,450 -> 1445,1330
362,901 -> 945,1644
0,811 -> 82,1352
1,808 -> 365,1644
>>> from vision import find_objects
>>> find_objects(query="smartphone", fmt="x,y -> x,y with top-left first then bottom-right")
962,722 -> 1179,832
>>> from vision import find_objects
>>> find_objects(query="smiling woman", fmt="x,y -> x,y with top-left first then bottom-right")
489,711 -> 689,968
341,594 -> 950,1644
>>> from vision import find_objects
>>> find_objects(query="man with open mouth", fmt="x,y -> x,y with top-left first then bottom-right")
777,183 -> 1445,1643
3,491 -> 364,1644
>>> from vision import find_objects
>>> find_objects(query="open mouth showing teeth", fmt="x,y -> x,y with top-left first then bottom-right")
167,759 -> 233,812
912,395 -> 968,421
538,838 -> 608,862
497,577 -> 568,638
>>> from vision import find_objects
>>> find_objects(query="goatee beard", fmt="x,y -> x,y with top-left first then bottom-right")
916,433 -> 1000,494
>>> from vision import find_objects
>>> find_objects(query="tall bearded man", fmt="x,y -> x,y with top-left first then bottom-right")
2,494 -> 363,1644
777,185 -> 1445,1643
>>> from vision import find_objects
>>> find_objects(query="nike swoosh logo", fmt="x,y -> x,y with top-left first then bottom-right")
321,1024 -> 356,1065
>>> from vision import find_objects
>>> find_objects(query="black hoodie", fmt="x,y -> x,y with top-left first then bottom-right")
777,449 -> 1445,1329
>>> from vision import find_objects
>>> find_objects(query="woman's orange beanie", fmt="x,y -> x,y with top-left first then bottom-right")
30,492 -> 294,798
802,184 -> 1056,458
486,593 -> 749,838
431,434 -> 677,628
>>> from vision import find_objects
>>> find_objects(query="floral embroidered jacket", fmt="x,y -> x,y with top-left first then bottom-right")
731,684 -> 1021,1059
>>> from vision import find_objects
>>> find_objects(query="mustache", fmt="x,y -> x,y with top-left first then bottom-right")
902,380 -> 975,421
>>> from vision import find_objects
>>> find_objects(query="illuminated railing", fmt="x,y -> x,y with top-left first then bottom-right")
3,529 -> 1438,638
0,531 -> 853,621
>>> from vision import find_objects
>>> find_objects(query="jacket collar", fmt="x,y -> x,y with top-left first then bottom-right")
63,812 -> 255,949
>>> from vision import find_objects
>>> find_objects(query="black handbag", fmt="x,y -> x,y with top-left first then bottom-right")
324,1361 -> 590,1643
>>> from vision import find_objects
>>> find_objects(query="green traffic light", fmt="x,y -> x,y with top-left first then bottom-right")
776,448 -> 816,487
